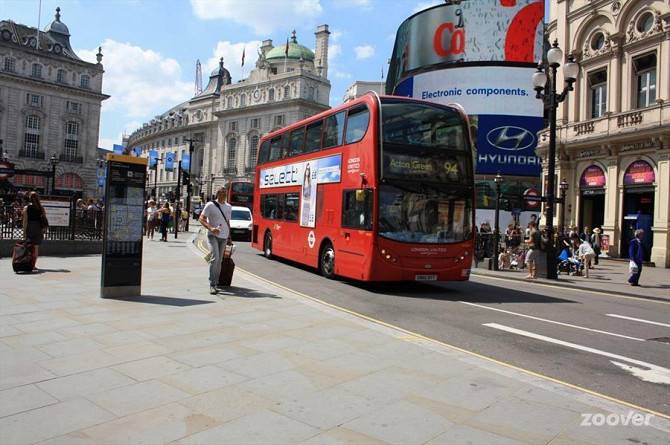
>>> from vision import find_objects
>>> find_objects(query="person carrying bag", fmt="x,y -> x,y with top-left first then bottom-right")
198,187 -> 233,295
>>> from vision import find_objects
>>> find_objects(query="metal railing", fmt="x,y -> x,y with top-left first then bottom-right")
0,201 -> 104,241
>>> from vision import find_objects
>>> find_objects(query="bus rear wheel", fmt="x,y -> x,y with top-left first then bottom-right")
263,231 -> 273,259
319,242 -> 335,279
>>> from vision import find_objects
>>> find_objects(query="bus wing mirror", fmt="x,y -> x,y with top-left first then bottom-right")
355,189 -> 366,202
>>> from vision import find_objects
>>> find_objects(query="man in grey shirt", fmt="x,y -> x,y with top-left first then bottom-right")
199,187 -> 233,294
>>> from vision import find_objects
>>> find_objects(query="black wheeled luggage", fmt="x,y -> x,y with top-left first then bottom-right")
12,241 -> 35,273
218,257 -> 235,286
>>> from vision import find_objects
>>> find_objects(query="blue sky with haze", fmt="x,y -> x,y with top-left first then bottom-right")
2,0 -> 548,150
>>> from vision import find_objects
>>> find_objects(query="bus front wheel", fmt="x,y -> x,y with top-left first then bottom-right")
319,242 -> 335,279
263,231 -> 273,259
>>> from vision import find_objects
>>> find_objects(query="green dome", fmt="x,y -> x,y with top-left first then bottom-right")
265,32 -> 314,61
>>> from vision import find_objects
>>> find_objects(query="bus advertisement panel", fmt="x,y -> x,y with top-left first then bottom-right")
259,154 -> 342,228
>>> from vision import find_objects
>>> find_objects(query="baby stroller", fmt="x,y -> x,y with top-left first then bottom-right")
557,248 -> 583,275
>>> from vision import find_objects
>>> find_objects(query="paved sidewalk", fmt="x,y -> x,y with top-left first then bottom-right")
473,258 -> 670,301
1,233 -> 668,445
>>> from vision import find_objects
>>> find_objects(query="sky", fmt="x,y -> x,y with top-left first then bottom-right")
2,0 -> 550,150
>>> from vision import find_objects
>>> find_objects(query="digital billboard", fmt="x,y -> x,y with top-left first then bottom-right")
386,0 -> 544,92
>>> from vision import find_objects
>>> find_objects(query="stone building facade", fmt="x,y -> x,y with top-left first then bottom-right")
541,0 -> 670,267
0,8 -> 109,198
126,26 -> 331,201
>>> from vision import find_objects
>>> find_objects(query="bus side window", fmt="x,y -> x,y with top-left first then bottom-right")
289,127 -> 305,157
269,137 -> 283,162
323,112 -> 345,149
279,133 -> 290,159
284,193 -> 299,221
305,120 -> 323,153
262,194 -> 279,219
342,189 -> 372,230
258,141 -> 270,164
345,106 -> 370,144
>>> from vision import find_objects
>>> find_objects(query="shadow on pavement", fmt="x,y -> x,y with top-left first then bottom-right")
351,280 -> 578,304
110,295 -> 214,306
32,268 -> 71,274
216,286 -> 281,299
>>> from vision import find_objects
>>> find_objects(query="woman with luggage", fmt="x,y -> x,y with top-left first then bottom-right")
22,192 -> 48,271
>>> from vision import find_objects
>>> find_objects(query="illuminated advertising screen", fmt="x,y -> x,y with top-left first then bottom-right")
386,0 -> 544,92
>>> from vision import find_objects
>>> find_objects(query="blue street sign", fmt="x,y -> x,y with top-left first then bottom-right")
181,153 -> 190,171
113,144 -> 124,154
149,150 -> 158,169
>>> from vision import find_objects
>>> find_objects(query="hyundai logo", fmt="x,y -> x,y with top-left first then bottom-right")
486,126 -> 535,151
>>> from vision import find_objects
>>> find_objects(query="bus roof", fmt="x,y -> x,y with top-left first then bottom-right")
260,92 -> 466,142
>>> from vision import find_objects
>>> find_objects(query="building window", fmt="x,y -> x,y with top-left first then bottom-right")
250,118 -> 260,129
634,53 -> 656,108
591,32 -> 605,51
226,97 -> 233,108
308,87 -> 315,100
588,70 -> 607,118
284,85 -> 290,99
637,12 -> 654,33
80,74 -> 90,88
31,63 -> 42,78
26,93 -> 42,107
57,69 -> 66,83
274,115 -> 284,127
249,134 -> 259,166
227,138 -> 236,170
230,121 -> 238,132
66,101 -> 81,114
24,115 -> 41,156
268,88 -> 275,101
240,94 -> 246,107
64,121 -> 79,159
3,57 -> 15,72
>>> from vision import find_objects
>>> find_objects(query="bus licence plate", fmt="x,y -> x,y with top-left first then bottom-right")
415,274 -> 437,281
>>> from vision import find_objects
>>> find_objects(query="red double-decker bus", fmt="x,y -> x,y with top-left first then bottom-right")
227,179 -> 254,209
251,93 -> 475,282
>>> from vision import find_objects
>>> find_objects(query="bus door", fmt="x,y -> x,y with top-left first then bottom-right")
338,188 -> 374,279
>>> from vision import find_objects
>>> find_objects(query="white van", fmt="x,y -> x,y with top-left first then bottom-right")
230,206 -> 253,241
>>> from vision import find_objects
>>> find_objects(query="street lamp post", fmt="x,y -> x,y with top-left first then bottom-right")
493,173 -> 504,271
532,40 -> 579,280
49,154 -> 59,195
184,138 -> 197,231
559,179 -> 569,239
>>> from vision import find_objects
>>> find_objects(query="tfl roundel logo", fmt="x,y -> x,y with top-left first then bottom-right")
486,126 -> 536,151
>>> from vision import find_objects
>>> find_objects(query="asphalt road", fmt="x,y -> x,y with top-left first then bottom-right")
230,240 -> 670,416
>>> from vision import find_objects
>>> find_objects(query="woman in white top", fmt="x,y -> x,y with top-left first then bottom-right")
577,238 -> 596,278
146,200 -> 158,240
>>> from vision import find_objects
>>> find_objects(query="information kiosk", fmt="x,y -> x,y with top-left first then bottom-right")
101,154 -> 148,298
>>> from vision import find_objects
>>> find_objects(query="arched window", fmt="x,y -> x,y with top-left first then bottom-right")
57,69 -> 66,83
227,96 -> 233,108
80,74 -> 90,88
284,85 -> 290,99
24,115 -> 41,157
268,88 -> 275,101
227,138 -> 237,171
64,121 -> 79,160
249,134 -> 259,166
240,94 -> 246,107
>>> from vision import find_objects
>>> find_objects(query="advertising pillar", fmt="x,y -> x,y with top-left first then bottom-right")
101,154 -> 148,298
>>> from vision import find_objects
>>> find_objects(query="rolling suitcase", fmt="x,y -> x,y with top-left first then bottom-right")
12,241 -> 35,273
218,257 -> 235,287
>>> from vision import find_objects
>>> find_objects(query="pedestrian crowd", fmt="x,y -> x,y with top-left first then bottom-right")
144,199 -> 189,242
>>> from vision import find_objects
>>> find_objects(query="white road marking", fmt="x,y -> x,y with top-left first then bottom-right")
460,301 -> 644,342
606,314 -> 670,328
484,323 -> 670,385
